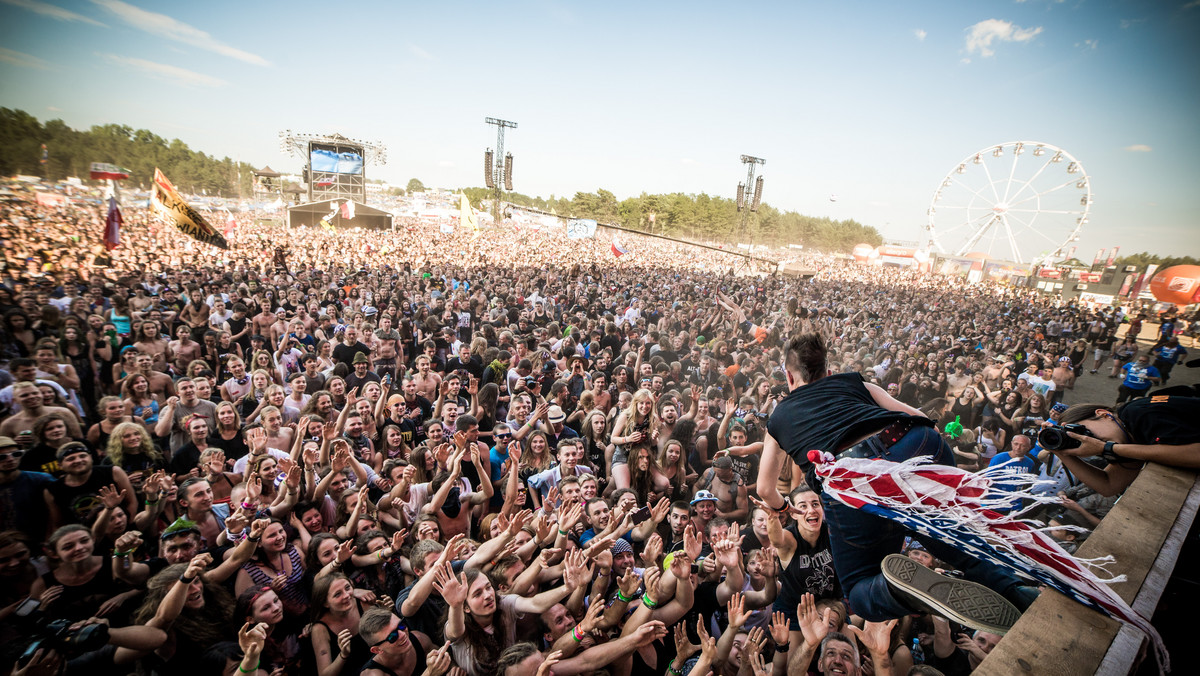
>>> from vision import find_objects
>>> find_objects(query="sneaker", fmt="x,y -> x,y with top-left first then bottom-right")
881,554 -> 1022,635
1089,369 -> 1098,374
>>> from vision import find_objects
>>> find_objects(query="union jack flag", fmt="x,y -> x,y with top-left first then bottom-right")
810,452 -> 1168,673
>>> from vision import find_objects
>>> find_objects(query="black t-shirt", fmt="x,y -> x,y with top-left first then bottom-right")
924,646 -> 972,676
1119,396 -> 1200,446
776,524 -> 842,614
767,373 -> 921,470
47,465 -> 117,524
332,341 -> 371,367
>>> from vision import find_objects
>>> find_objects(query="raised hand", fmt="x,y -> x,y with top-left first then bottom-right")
535,650 -> 561,676
246,475 -> 263,502
184,552 -> 212,581
749,650 -> 771,676
335,539 -> 355,564
426,642 -> 454,676
769,610 -> 790,648
617,568 -> 641,598
846,619 -> 897,658
743,626 -> 766,660
668,551 -> 692,582
632,620 -> 668,647
674,622 -> 700,662
713,536 -> 742,572
642,565 -> 663,605
683,523 -> 702,561
98,484 -> 127,510
797,593 -> 834,648
641,533 -> 663,568
432,563 -> 468,606
579,594 -> 606,633
727,592 -> 750,629
237,621 -> 269,659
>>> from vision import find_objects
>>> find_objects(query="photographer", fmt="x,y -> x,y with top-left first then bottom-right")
9,616 -> 167,676
1048,396 -> 1200,496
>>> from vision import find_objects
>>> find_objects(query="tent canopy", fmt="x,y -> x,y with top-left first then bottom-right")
287,199 -> 393,230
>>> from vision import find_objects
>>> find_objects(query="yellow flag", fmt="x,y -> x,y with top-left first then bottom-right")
150,168 -> 228,249
460,193 -> 478,232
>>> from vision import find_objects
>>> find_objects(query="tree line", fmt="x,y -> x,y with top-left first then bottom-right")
0,108 -> 255,196
460,186 -> 884,252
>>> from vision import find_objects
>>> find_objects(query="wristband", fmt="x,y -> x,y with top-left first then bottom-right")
641,593 -> 659,608
179,574 -> 196,584
668,662 -> 682,676
241,501 -> 254,510
144,494 -> 161,503
572,625 -> 585,642
1101,441 -> 1120,462
771,500 -> 790,515
775,641 -> 790,653
615,590 -> 634,603
558,529 -> 569,536
113,549 -> 133,558
247,535 -> 262,543
237,662 -> 260,674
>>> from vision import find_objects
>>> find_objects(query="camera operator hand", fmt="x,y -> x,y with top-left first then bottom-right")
13,647 -> 63,676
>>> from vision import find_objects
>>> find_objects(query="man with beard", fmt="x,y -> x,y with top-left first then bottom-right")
45,441 -> 137,528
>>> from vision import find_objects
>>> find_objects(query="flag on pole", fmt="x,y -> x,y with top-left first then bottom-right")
611,240 -> 629,257
341,200 -> 356,220
150,168 -> 228,249
459,193 -> 477,232
90,163 -> 130,181
104,195 -> 122,250
811,452 -> 1168,673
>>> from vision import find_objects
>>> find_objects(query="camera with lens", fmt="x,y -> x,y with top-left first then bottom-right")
1038,423 -> 1094,452
13,600 -> 110,666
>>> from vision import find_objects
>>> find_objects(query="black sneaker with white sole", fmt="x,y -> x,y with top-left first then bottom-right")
881,554 -> 1022,635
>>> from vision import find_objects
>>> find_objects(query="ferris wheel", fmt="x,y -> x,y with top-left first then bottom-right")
926,141 -> 1090,265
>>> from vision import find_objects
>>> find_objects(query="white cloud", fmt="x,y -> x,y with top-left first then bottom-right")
47,105 -> 62,111
1184,1 -> 1200,10
964,19 -> 1043,58
1,0 -> 106,26
914,28 -> 927,42
98,53 -> 227,87
1123,144 -> 1153,152
1077,39 -> 1098,50
408,44 -> 433,60
1120,18 -> 1147,29
0,47 -> 50,69
90,0 -> 269,66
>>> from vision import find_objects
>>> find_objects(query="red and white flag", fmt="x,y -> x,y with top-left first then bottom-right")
341,200 -> 355,220
810,452 -> 1168,673
611,240 -> 629,257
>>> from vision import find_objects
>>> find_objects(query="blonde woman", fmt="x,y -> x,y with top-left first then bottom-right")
609,388 -> 660,492
103,421 -> 165,495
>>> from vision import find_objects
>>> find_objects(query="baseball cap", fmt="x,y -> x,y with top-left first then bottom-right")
691,489 -> 718,505
547,406 -> 566,424
712,456 -> 733,470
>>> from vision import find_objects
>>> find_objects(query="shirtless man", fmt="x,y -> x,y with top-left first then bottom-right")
135,353 -> 176,401
412,355 -> 442,403
1050,357 -> 1076,405
0,381 -> 84,438
981,357 -> 1013,390
179,287 -> 211,341
168,323 -> 202,375
373,316 -> 402,381
135,320 -> 170,372
251,305 -> 278,343
693,456 -> 748,522
260,405 -> 295,452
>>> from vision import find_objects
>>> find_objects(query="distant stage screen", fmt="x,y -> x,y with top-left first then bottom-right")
310,144 -> 364,174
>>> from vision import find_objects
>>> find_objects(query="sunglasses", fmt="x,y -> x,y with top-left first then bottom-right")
494,433 -> 512,440
371,619 -> 409,646
0,449 -> 25,460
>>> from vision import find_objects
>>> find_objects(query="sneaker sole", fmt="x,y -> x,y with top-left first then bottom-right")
881,554 -> 1021,635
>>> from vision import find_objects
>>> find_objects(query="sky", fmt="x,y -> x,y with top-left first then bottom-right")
1,0 -> 1198,260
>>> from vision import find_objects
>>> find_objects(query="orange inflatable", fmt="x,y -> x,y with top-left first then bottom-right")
1149,265 -> 1200,305
853,243 -> 875,263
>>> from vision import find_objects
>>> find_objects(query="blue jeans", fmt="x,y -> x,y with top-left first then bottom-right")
820,425 -> 1024,620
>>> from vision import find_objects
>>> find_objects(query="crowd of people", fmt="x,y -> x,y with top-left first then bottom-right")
0,189 -> 1197,676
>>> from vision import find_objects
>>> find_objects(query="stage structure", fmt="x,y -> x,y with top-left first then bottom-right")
483,117 -> 517,224
734,155 -> 765,267
279,131 -> 388,204
287,199 -> 393,231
